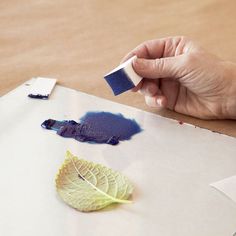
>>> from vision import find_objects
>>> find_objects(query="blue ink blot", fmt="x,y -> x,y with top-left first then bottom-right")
28,94 -> 49,99
41,111 -> 142,145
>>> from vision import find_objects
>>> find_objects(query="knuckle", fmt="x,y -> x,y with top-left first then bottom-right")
179,35 -> 188,42
143,39 -> 153,46
139,40 -> 153,57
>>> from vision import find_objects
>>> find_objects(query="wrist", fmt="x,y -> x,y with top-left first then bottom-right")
222,61 -> 236,119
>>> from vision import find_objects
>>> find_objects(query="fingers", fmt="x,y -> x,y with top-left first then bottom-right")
132,56 -> 184,79
145,95 -> 167,109
134,79 -> 167,110
122,37 -> 189,110
139,80 -> 159,96
121,39 -> 165,63
120,36 -> 184,63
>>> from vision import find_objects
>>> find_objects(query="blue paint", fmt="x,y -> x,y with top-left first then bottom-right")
80,111 -> 141,140
41,111 -> 142,145
28,94 -> 49,99
41,119 -> 78,131
104,69 -> 135,96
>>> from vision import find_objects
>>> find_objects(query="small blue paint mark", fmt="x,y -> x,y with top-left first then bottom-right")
28,94 -> 49,99
41,111 -> 142,145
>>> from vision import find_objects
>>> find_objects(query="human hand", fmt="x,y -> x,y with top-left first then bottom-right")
121,36 -> 236,119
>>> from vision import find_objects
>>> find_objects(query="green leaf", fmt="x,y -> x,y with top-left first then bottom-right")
55,151 -> 134,212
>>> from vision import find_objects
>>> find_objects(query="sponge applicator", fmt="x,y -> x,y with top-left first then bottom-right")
104,56 -> 143,96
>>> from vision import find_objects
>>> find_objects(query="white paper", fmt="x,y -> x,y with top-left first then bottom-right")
210,175 -> 236,203
28,77 -> 57,98
0,80 -> 236,236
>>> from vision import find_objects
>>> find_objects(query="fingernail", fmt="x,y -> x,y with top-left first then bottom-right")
156,98 -> 162,107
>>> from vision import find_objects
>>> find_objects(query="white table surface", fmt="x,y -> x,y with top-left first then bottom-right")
0,81 -> 236,236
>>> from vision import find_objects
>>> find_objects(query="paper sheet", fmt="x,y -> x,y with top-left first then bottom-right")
0,80 -> 236,236
210,175 -> 236,203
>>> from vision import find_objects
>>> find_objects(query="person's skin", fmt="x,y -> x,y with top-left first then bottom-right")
121,36 -> 236,120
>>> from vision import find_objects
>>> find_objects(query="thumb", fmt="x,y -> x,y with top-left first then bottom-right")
132,56 -> 183,79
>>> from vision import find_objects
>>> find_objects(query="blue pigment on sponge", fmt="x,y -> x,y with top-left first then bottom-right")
104,56 -> 142,96
104,69 -> 135,95
41,111 -> 142,145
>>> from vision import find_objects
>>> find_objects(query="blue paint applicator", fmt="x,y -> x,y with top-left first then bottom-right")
104,56 -> 143,95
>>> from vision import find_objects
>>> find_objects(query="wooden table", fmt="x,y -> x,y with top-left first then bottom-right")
1,0 -> 236,136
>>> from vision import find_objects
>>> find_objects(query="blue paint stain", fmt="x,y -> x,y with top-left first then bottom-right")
41,111 -> 142,145
80,111 -> 142,141
28,94 -> 49,99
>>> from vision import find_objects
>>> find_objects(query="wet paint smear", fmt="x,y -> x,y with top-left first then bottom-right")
28,94 -> 49,99
41,111 -> 142,145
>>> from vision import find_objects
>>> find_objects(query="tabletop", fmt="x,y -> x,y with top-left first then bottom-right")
1,0 -> 236,136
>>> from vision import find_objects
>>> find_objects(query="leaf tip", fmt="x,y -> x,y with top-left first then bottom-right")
66,150 -> 73,159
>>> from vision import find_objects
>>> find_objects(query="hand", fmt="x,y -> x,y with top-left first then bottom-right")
121,36 -> 236,119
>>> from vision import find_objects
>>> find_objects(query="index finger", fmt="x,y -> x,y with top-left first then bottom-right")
120,36 -> 183,64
